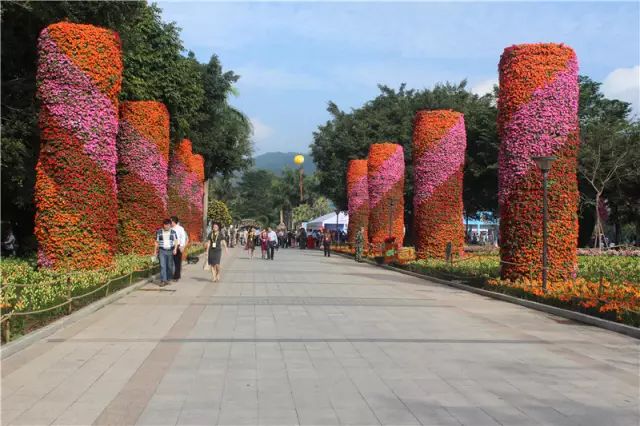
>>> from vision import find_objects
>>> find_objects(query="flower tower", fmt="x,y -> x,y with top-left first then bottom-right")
168,140 -> 204,243
413,110 -> 466,259
498,43 -> 580,281
367,143 -> 405,247
34,22 -> 123,269
347,159 -> 369,244
117,101 -> 170,254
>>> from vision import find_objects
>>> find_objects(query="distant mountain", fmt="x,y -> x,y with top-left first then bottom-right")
252,152 -> 316,175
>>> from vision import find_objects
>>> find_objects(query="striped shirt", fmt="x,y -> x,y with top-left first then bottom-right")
156,229 -> 177,250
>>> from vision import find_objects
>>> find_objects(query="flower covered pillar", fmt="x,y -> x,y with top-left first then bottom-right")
168,140 -> 204,243
34,23 -> 123,269
413,110 -> 466,259
347,159 -> 369,244
117,101 -> 170,254
498,43 -> 580,281
367,143 -> 405,246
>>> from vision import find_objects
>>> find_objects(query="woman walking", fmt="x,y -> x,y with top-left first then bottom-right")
260,229 -> 269,259
246,226 -> 256,259
205,222 -> 228,282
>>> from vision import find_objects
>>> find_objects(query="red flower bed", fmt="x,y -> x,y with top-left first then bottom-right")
498,43 -> 580,281
168,140 -> 204,243
347,159 -> 369,244
34,22 -> 123,270
413,110 -> 466,259
117,101 -> 170,254
367,143 -> 405,246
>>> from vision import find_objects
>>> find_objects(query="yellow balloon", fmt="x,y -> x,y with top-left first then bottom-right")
294,154 -> 305,165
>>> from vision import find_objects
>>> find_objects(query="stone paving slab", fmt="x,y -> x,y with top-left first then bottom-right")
1,247 -> 638,425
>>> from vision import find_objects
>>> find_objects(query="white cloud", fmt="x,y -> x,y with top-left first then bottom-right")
471,78 -> 498,96
250,117 -> 273,142
601,65 -> 640,116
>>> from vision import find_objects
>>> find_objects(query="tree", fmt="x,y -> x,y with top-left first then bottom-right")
190,55 -> 253,177
292,196 -> 333,225
577,76 -> 637,247
207,199 -> 232,226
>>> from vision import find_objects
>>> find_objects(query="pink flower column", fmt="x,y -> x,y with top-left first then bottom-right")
117,101 -> 170,254
347,159 -> 369,244
498,43 -> 580,281
368,143 -> 405,247
413,110 -> 466,259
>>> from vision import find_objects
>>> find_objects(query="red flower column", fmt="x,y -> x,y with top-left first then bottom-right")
368,143 -> 405,247
347,159 -> 369,244
34,22 -> 123,269
168,140 -> 204,243
117,101 -> 170,254
413,110 -> 466,259
498,43 -> 579,281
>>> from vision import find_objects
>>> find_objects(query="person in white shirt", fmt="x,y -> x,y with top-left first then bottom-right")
267,227 -> 278,260
155,219 -> 178,286
171,216 -> 188,281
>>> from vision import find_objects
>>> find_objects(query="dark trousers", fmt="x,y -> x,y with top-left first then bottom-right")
173,247 -> 182,280
323,243 -> 331,257
268,244 -> 275,260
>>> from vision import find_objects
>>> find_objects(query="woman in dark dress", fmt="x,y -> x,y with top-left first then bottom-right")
206,222 -> 228,282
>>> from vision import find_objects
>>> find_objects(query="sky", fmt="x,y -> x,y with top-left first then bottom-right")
159,1 -> 640,155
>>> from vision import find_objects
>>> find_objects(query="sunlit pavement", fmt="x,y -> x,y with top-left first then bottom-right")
2,247 -> 638,425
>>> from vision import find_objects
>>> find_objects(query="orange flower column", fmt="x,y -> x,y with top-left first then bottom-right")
117,101 -> 170,254
347,159 -> 369,244
167,140 -> 205,243
34,23 -> 123,269
413,110 -> 466,259
367,143 -> 405,247
498,43 -> 580,281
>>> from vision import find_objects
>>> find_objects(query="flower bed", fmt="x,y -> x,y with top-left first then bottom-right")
413,110 -> 466,259
117,101 -> 170,255
347,159 -> 369,244
0,244 -> 206,342
404,254 -> 639,326
367,143 -> 405,246
168,139 -> 205,242
34,22 -> 123,270
498,43 -> 580,281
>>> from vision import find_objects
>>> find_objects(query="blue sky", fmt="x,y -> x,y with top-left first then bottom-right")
159,1 -> 640,155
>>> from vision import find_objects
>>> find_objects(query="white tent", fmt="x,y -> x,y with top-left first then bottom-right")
306,211 -> 349,232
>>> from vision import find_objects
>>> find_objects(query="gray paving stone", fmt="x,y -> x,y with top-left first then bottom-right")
1,248 -> 638,426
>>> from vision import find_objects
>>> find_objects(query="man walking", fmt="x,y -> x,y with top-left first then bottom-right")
267,227 -> 278,260
155,219 -> 178,286
171,216 -> 188,282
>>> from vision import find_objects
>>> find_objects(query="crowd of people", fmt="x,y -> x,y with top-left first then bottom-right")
153,219 -> 362,286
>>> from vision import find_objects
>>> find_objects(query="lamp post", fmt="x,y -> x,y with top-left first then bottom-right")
294,154 -> 305,202
532,156 -> 556,292
335,209 -> 340,243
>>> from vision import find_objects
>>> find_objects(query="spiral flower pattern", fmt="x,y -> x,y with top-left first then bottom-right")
168,140 -> 205,242
367,143 -> 405,246
413,110 -> 466,259
117,101 -> 170,254
498,43 -> 580,281
34,22 -> 123,269
347,159 -> 369,244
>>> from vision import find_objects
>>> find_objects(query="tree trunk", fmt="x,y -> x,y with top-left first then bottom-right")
592,192 -> 603,249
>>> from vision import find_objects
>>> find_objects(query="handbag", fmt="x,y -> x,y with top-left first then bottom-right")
202,245 -> 210,271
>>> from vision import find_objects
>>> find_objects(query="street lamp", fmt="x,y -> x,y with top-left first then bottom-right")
294,154 -> 305,202
532,156 -> 556,292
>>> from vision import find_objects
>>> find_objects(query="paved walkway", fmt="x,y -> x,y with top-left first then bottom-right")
1,247 -> 638,425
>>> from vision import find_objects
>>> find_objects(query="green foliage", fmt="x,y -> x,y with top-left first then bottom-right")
292,196 -> 333,225
207,199 -> 232,226
408,254 -> 640,285
1,1 -> 252,246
